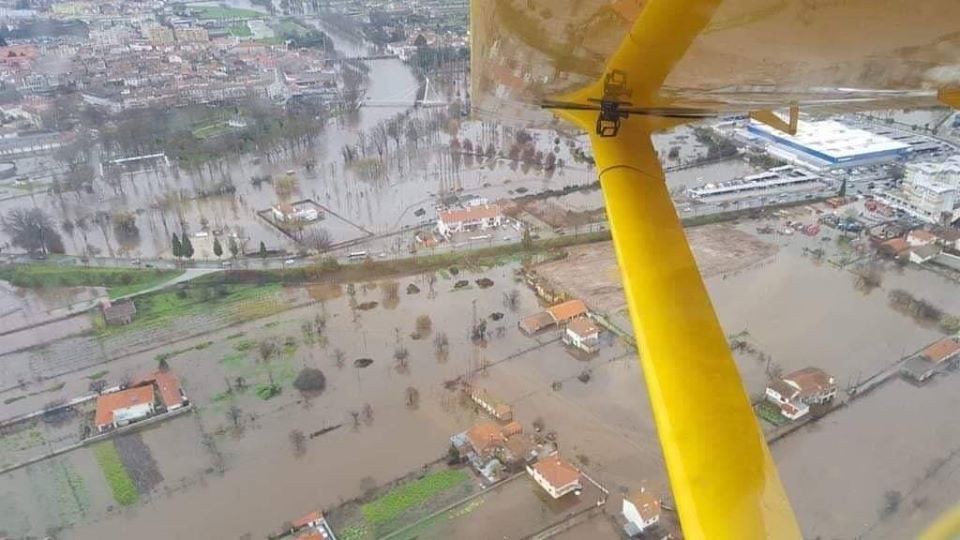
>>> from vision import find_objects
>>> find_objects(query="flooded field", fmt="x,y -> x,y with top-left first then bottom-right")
1,210 -> 957,538
0,259 -> 658,539
774,375 -> 960,539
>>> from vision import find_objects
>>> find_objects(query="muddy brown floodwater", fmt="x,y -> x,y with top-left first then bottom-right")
2,211 -> 959,538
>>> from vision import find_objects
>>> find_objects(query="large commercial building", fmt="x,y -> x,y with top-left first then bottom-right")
880,156 -> 960,224
746,119 -> 911,170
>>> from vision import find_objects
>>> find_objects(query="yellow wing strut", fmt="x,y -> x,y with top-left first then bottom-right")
551,0 -> 803,536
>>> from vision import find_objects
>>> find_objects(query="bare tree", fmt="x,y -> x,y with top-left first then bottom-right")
434,331 -> 449,363
289,429 -> 306,457
227,405 -> 243,429
415,314 -> 432,335
362,403 -> 374,425
3,208 -> 65,254
503,289 -> 520,312
405,387 -> 420,410
303,227 -> 333,252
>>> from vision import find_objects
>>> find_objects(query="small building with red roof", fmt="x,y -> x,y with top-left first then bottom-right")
288,510 -> 336,540
94,386 -> 155,432
527,453 -> 582,499
622,488 -> 662,535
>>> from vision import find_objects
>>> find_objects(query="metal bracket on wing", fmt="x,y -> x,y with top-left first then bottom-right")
749,103 -> 799,135
939,88 -> 960,109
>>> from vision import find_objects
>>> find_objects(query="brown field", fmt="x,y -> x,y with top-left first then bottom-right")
534,223 -> 778,313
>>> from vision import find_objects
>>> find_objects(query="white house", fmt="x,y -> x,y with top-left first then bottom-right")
527,453 -> 581,499
437,204 -> 502,236
765,367 -> 837,421
272,202 -> 319,223
563,317 -> 600,353
622,489 -> 661,536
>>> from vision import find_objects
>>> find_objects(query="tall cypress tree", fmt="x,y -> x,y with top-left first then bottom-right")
182,235 -> 194,259
172,233 -> 182,259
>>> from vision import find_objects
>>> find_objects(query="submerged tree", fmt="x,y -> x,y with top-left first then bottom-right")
3,208 -> 64,254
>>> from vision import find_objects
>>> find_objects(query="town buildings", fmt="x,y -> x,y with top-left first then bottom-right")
765,367 -> 837,420
880,156 -> 960,224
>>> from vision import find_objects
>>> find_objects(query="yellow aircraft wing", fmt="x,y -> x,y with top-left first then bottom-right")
472,1 -> 960,538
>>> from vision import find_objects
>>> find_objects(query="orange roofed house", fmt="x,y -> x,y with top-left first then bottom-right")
622,489 -> 662,536
94,386 -> 155,433
288,510 -> 337,540
468,386 -> 513,421
765,367 -> 837,421
527,453 -> 582,499
451,420 -> 532,482
901,337 -> 960,383
519,299 -> 589,335
137,370 -> 189,411
436,204 -> 502,237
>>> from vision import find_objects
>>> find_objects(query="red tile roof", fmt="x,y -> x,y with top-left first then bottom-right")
467,421 -> 506,455
628,491 -> 661,522
291,510 -> 321,530
439,204 -> 501,224
908,230 -> 937,243
880,237 -> 910,254
94,386 -> 155,429
519,311 -> 555,334
783,367 -> 835,398
532,455 -> 581,490
922,338 -> 960,364
152,371 -> 184,409
547,299 -> 588,323
566,317 -> 598,337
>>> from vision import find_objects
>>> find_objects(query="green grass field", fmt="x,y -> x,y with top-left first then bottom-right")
96,282 -> 283,337
0,264 -> 182,298
192,121 -> 233,139
228,23 -> 253,37
193,5 -> 261,19
361,469 -> 469,526
93,442 -> 138,506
